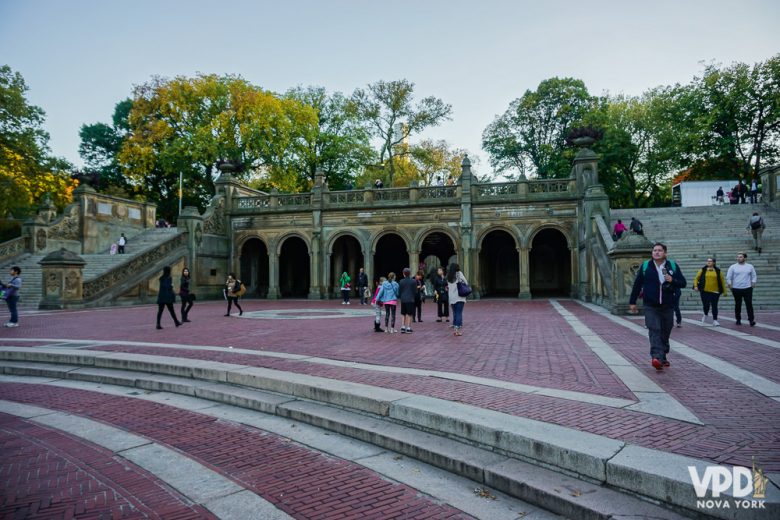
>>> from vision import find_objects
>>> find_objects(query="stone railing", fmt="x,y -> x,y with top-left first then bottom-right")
476,182 -> 518,198
232,177 -> 577,213
82,232 -> 188,301
0,237 -> 26,263
528,179 -> 571,194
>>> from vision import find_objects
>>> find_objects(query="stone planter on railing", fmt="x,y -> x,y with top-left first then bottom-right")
39,248 -> 86,309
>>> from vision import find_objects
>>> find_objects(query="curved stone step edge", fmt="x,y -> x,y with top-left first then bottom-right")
0,363 -> 687,520
0,350 -> 778,520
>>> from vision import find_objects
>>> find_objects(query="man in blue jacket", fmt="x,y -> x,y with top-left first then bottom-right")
629,243 -> 687,370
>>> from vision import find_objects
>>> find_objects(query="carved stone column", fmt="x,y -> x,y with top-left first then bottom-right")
408,250 -> 420,273
267,245 -> 280,299
608,234 -> 654,314
38,249 -> 86,309
518,246 -> 531,299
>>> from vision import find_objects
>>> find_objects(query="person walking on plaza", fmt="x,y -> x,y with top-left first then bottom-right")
726,252 -> 757,326
398,268 -> 417,333
156,266 -> 181,329
447,263 -> 469,336
748,212 -> 765,254
371,276 -> 386,332
413,270 -> 425,323
339,271 -> 351,305
356,267 -> 368,305
629,243 -> 687,370
179,267 -> 194,322
739,180 -> 748,204
224,273 -> 244,316
2,266 -> 22,328
376,272 -> 399,333
433,266 -> 449,322
716,186 -> 725,205
117,233 -> 127,254
693,257 -> 727,326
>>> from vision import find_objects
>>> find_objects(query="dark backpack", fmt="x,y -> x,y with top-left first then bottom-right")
750,218 -> 763,230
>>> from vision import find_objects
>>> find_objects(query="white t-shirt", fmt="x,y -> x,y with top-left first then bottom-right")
118,236 -> 126,246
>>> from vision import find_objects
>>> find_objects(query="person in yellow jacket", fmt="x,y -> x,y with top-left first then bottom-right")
693,257 -> 728,326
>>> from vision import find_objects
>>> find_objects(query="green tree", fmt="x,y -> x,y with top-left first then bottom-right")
483,77 -> 593,179
0,65 -> 76,217
350,79 -> 451,185
118,74 -> 318,219
693,55 -> 780,176
284,86 -> 375,190
406,139 -> 467,186
79,98 -> 133,194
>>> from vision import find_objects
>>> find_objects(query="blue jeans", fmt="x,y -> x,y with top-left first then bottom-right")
452,301 -> 464,328
6,295 -> 18,323
644,305 -> 674,361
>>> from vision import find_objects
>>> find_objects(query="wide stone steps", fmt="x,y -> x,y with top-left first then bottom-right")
2,346 -> 747,520
611,205 -> 780,310
0,229 -> 182,311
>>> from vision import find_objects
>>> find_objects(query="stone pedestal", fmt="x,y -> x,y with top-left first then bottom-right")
608,234 -> 654,315
39,249 -> 87,309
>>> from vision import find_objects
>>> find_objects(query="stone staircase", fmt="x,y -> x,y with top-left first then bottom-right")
611,204 -> 779,310
0,228 -> 182,312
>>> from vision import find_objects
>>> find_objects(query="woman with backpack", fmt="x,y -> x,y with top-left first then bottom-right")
224,273 -> 244,316
446,263 -> 468,336
693,257 -> 727,327
375,272 -> 399,333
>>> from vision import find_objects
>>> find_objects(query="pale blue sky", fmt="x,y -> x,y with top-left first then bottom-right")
1,0 -> 778,174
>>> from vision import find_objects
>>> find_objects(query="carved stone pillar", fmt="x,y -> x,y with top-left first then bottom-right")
267,247 -> 279,299
39,248 -> 86,309
608,234 -> 654,314
408,250 -> 420,273
519,246 -> 531,299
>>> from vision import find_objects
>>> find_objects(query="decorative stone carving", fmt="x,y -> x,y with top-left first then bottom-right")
36,229 -> 46,250
202,197 -> 226,235
194,223 -> 203,246
46,272 -> 60,296
48,207 -> 79,240
65,270 -> 80,296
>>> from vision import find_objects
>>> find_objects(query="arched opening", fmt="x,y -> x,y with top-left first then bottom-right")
330,235 -> 364,297
530,228 -> 571,297
479,230 -> 519,297
279,236 -> 310,298
419,231 -> 457,287
239,238 -> 269,297
373,234 -> 408,284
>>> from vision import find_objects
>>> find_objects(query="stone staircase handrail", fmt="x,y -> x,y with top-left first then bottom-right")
0,237 -> 27,264
591,214 -> 614,297
81,232 -> 188,302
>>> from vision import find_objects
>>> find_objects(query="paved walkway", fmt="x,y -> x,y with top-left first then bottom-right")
2,298 -> 779,518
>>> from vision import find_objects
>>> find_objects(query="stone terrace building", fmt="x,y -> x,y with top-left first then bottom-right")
177,145 -> 612,304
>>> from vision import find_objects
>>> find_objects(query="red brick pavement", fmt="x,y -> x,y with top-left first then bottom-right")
0,384 -> 473,520
0,412 -> 214,519
1,299 -> 779,471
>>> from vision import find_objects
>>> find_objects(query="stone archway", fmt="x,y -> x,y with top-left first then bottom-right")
419,231 -> 456,288
279,236 -> 310,298
373,233 -> 408,282
330,235 -> 364,297
530,228 -> 571,297
479,229 -> 519,297
239,238 -> 269,297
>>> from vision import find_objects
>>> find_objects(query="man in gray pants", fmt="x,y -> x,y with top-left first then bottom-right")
629,243 -> 687,370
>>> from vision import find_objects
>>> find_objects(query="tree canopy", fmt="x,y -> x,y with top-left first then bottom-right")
350,79 -> 452,185
0,65 -> 76,218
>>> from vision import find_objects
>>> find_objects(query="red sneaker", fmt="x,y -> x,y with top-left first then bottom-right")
652,358 -> 663,370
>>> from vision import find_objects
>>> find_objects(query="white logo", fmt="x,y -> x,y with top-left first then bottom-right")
688,463 -> 767,510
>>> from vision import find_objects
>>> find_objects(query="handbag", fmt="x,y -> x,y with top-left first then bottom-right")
457,281 -> 472,297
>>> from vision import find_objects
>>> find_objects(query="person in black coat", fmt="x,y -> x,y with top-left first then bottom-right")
433,266 -> 449,322
179,267 -> 194,322
156,266 -> 181,329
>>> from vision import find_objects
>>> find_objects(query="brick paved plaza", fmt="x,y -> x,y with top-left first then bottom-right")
1,299 -> 779,519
